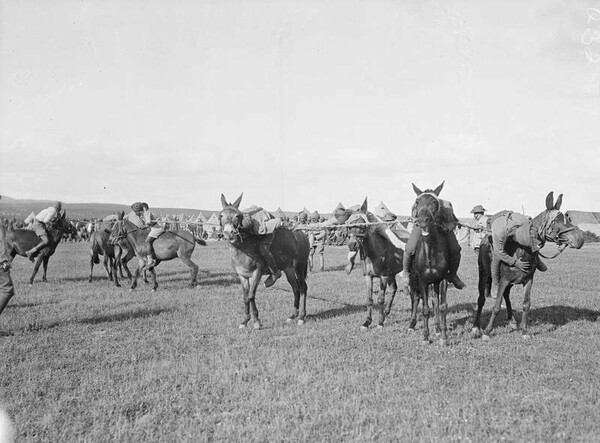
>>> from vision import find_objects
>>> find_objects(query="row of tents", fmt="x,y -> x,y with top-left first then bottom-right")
162,207 -> 600,238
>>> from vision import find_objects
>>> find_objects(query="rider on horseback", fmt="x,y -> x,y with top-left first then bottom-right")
400,196 -> 466,290
238,206 -> 283,287
125,202 -> 164,267
25,201 -> 62,262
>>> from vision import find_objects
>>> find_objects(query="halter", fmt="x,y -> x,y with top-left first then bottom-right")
220,209 -> 244,245
414,192 -> 441,233
535,210 -> 575,259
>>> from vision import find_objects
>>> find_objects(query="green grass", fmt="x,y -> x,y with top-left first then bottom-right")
1,241 -> 599,441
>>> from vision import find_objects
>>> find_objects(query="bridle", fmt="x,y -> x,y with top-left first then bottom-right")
536,210 -> 576,259
219,209 -> 244,245
414,192 -> 441,234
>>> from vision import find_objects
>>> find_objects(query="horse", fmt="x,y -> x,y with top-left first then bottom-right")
220,194 -> 310,329
108,212 -> 207,291
472,192 -> 585,339
4,211 -> 78,285
346,198 -> 404,329
408,182 -> 451,345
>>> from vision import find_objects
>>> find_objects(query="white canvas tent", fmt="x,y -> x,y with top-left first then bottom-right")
373,201 -> 391,218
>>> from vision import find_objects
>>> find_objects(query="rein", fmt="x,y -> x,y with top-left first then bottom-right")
538,244 -> 568,259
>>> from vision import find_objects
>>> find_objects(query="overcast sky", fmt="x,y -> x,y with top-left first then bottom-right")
1,0 -> 599,216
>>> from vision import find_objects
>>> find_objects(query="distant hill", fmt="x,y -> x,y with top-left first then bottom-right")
0,196 -> 218,221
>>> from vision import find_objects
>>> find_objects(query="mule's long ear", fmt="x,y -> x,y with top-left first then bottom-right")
412,183 -> 423,196
361,197 -> 368,213
433,181 -> 445,196
220,194 -> 229,208
119,211 -> 124,220
232,193 -> 243,209
554,193 -> 563,210
545,191 -> 554,210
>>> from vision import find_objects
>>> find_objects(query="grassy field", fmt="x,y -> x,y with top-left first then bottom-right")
1,240 -> 599,442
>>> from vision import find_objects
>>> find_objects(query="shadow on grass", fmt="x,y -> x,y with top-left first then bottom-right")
18,307 -> 176,333
308,302 -> 365,321
7,300 -> 59,309
452,303 -> 600,330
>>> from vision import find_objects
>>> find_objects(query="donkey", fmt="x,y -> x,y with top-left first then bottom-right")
220,194 -> 310,329
346,198 -> 404,329
472,192 -> 585,339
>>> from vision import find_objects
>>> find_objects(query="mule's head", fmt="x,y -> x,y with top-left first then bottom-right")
534,192 -> 585,250
346,198 -> 372,252
411,181 -> 444,235
219,193 -> 244,241
108,211 -> 126,245
53,211 -> 77,236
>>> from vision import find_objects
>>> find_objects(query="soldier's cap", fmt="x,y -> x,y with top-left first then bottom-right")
53,201 -> 62,210
470,205 -> 486,214
131,202 -> 144,212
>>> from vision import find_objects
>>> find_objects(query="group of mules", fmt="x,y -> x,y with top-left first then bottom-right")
0,186 -> 586,343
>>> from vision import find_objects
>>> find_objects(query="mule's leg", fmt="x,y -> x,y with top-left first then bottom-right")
384,276 -> 398,316
179,254 -> 199,287
238,276 -> 252,328
362,276 -> 373,329
503,287 -> 517,330
150,267 -> 158,291
439,280 -> 448,345
248,269 -> 262,329
377,277 -> 387,327
130,259 -> 143,291
121,256 -> 133,282
471,278 -> 487,338
431,283 -> 441,336
408,287 -> 419,331
520,280 -> 534,338
103,254 -> 112,281
483,280 -> 511,339
298,272 -> 308,325
283,267 -> 301,324
89,253 -> 95,283
112,255 -> 121,287
41,256 -> 50,283
421,283 -> 431,344
29,255 -> 44,285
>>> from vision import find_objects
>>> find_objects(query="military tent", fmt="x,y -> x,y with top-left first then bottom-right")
373,201 -> 391,218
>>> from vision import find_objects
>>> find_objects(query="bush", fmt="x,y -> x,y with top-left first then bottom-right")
583,230 -> 600,242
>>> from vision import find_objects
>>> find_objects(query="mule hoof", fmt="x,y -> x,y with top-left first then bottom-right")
115,283 -> 121,288
482,334 -> 491,341
408,327 -> 416,332
151,289 -> 157,293
238,323 -> 246,329
510,321 -> 519,331
286,317 -> 294,324
297,319 -> 305,326
253,322 -> 261,330
522,333 -> 531,340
